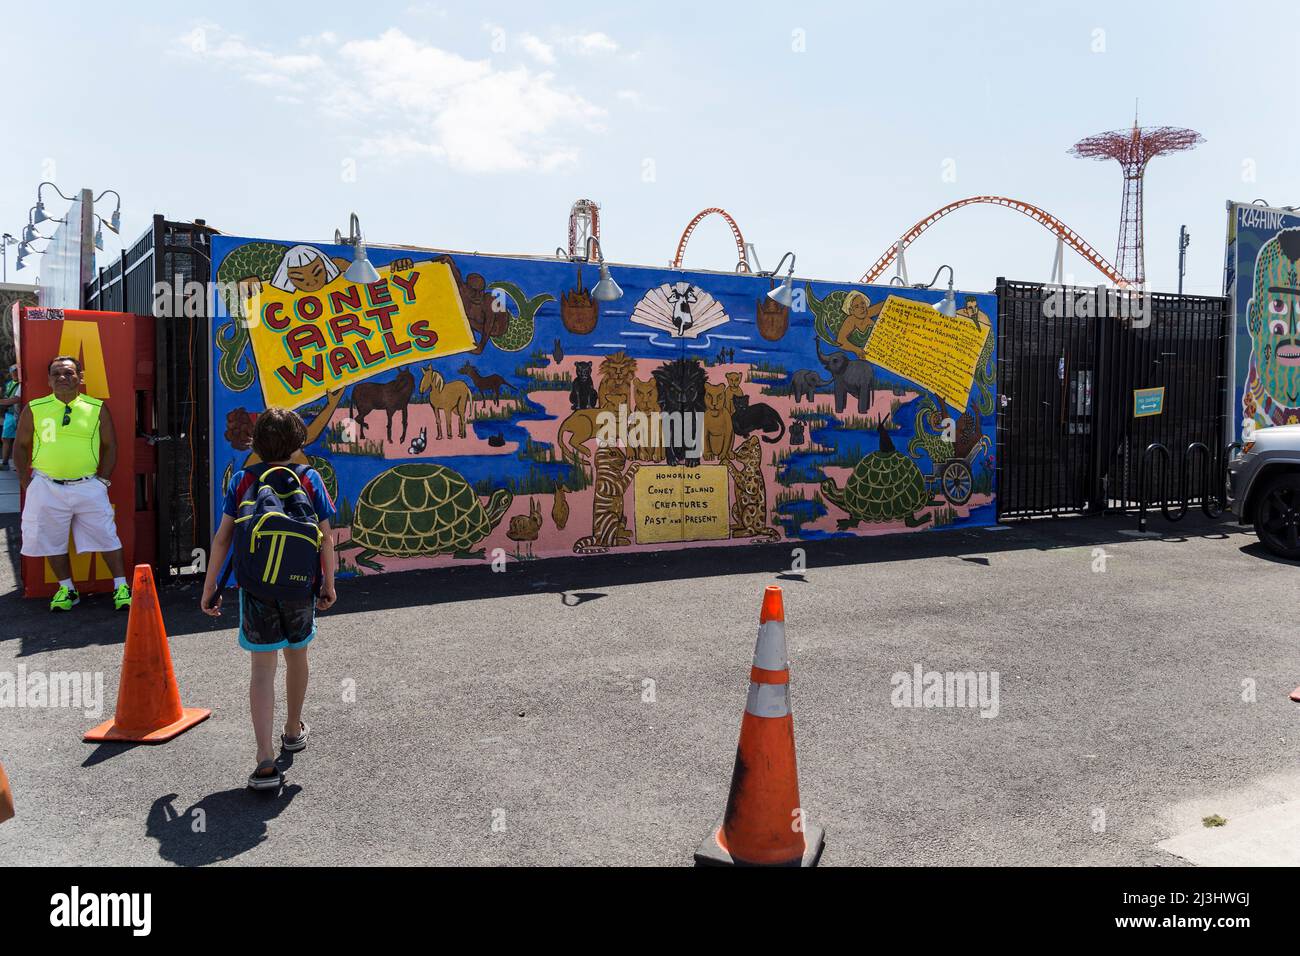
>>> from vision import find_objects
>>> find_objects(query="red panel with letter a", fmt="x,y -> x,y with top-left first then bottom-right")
15,308 -> 142,598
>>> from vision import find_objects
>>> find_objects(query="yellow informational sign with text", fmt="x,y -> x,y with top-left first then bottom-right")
634,464 -> 729,544
864,295 -> 990,410
245,261 -> 475,409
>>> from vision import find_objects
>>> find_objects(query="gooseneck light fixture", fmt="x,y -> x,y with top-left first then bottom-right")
94,189 -> 122,234
34,182 -> 77,228
1,233 -> 19,280
16,237 -> 47,272
335,212 -> 381,285
915,264 -> 960,320
23,184 -> 113,265
764,252 -> 797,309
93,214 -> 120,251
586,237 -> 623,302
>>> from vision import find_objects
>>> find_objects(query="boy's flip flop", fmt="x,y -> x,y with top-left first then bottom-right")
281,721 -> 311,753
247,759 -> 284,791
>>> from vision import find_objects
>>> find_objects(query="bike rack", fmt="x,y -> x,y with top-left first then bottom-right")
1137,443 -> 1173,532
1137,441 -> 1239,531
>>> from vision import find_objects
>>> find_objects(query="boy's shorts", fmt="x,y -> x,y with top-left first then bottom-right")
238,590 -> 317,652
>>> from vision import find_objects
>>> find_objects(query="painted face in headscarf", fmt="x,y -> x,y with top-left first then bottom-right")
842,290 -> 870,319
269,245 -> 342,293
1249,230 -> 1300,406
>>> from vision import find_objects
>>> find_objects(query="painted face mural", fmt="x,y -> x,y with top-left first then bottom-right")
270,244 -> 343,293
1245,229 -> 1300,431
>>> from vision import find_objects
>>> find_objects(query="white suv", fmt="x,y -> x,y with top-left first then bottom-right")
1227,425 -> 1300,559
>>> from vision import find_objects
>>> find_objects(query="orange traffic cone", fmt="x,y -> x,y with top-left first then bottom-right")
84,565 -> 210,744
695,585 -> 824,867
0,761 -> 14,824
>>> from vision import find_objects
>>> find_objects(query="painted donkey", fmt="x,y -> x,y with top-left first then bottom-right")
350,369 -> 415,443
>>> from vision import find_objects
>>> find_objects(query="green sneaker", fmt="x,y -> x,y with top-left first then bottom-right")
50,585 -> 80,612
112,584 -> 132,611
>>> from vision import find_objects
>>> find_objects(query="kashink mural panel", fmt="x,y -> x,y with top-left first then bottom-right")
209,236 -> 997,576
1225,201 -> 1300,441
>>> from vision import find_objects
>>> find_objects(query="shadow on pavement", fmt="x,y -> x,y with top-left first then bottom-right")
2,510 -> 1271,643
1237,541 -> 1299,565
163,512 -> 1253,628
146,786 -> 302,866
82,742 -> 142,768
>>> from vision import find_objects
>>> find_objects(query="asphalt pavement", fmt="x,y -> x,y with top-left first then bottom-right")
1,511 -> 1297,866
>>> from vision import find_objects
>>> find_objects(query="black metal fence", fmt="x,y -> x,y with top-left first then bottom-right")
996,278 -> 1230,520
86,216 -> 216,578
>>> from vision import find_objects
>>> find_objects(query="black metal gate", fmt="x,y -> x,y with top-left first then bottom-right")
996,278 -> 1230,519
86,215 -> 216,577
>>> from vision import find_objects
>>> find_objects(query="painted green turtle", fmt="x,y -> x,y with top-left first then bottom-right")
338,464 -> 512,570
307,455 -> 337,504
221,454 -> 339,510
822,421 -> 934,529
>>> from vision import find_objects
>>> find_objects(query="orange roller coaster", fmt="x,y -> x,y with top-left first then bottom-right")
860,195 -> 1130,288
672,207 -> 750,272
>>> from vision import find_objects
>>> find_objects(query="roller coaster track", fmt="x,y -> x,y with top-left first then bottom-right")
672,207 -> 750,272
860,195 -> 1130,288
568,198 -> 600,258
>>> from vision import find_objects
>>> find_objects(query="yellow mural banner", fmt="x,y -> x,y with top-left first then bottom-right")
245,260 -> 475,409
864,295 -> 990,411
634,465 -> 729,544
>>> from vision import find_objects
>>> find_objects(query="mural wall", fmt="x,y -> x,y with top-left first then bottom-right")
1225,201 -> 1300,441
209,236 -> 997,576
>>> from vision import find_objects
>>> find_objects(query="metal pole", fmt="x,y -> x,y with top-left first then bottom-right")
1177,225 -> 1190,296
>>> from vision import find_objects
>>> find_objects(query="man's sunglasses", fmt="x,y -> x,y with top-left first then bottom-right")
62,404 -> 72,426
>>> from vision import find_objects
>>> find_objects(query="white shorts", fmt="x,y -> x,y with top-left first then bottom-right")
20,473 -> 123,557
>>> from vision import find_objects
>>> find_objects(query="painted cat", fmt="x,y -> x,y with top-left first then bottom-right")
729,436 -> 780,541
730,394 -> 786,443
573,446 -> 640,554
703,381 -> 735,463
598,377 -> 631,412
551,484 -> 569,530
724,371 -> 744,413
569,361 -> 598,410
632,377 -> 662,461
598,351 -> 638,410
652,358 -> 706,466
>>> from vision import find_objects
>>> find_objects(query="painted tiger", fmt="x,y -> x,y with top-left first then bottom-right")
573,445 -> 640,554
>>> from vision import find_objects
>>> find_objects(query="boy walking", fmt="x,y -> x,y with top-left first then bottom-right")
200,408 -> 337,790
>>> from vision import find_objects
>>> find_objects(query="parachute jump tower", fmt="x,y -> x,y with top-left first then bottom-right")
1069,112 -> 1203,286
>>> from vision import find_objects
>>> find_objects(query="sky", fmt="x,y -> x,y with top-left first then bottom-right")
1,0 -> 1296,296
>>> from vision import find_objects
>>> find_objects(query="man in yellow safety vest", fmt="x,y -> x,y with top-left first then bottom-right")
13,355 -> 131,611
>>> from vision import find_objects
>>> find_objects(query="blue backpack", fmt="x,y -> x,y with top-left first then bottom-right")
221,464 -> 323,602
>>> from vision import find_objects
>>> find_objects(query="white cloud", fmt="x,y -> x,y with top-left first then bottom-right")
519,34 -> 556,65
176,24 -> 604,174
561,32 -> 619,55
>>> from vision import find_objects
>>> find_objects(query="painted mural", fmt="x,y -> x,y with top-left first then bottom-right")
1225,201 -> 1300,441
209,236 -> 997,577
